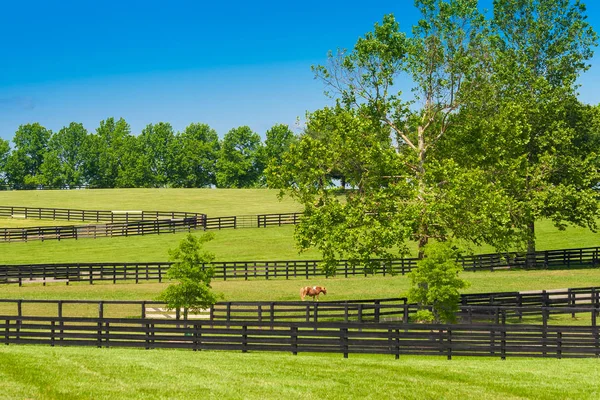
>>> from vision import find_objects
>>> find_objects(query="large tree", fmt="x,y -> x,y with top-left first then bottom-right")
82,117 -> 131,188
441,0 -> 599,257
263,123 -> 297,188
216,126 -> 264,188
40,122 -> 88,187
0,139 -> 9,188
274,3 -> 517,271
6,123 -> 51,188
139,122 -> 176,187
170,123 -> 221,188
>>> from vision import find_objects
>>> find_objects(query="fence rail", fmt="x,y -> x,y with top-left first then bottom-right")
0,218 -> 204,242
0,206 -> 204,223
1,287 -> 599,323
1,315 -> 599,359
0,206 -> 304,241
2,245 -> 600,284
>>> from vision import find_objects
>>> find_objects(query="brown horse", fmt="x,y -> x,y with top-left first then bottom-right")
300,286 -> 327,301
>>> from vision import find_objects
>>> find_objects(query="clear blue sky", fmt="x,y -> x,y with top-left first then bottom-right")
1,0 -> 600,141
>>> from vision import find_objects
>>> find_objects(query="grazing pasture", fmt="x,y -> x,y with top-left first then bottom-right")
0,347 -> 598,400
0,188 -> 303,216
1,188 -> 600,398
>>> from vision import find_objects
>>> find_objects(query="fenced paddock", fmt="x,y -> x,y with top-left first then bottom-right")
0,206 -> 203,223
2,315 -> 599,359
2,245 -> 600,285
0,206 -> 304,242
1,287 -> 598,324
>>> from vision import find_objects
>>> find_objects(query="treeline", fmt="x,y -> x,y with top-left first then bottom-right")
0,119 -> 296,189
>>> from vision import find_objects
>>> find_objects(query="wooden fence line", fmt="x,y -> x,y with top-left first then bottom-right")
2,315 -> 599,359
0,205 -> 204,223
0,206 -> 304,242
0,218 -> 204,242
1,287 -> 599,323
1,245 -> 599,284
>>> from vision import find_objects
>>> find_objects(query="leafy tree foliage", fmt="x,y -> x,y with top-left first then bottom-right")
41,122 -> 88,187
216,126 -> 264,188
442,0 -> 599,255
275,4 -> 518,274
140,122 -> 176,187
82,118 -> 131,188
263,124 -> 296,188
7,123 -> 51,187
158,233 -> 219,320
0,139 -> 9,187
407,242 -> 469,323
170,123 -> 221,188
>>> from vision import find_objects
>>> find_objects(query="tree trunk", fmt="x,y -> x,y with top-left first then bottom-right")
526,219 -> 536,268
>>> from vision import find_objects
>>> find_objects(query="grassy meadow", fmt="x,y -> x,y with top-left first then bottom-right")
1,188 -> 600,264
0,188 -> 302,216
1,188 -> 600,399
1,346 -> 598,400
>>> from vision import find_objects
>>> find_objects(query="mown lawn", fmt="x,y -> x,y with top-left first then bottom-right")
0,346 -> 598,400
2,268 -> 599,302
1,188 -> 600,264
0,188 -> 302,216
2,218 -> 600,264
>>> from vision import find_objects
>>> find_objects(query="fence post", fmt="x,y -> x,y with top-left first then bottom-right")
291,326 -> 298,355
542,307 -> 548,357
557,331 -> 562,359
593,309 -> 599,357
374,300 -> 381,323
447,329 -> 452,360
51,320 -> 55,347
341,327 -> 349,358
501,311 -> 506,360
242,325 -> 248,353
194,323 -> 201,352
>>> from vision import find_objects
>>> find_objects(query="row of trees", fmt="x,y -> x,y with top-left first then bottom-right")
0,120 -> 296,189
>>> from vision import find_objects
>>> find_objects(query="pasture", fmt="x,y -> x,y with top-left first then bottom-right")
1,188 -> 600,399
1,347 -> 599,400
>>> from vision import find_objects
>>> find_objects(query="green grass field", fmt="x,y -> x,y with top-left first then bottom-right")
0,188 -> 302,216
3,269 -> 599,302
1,217 -> 600,265
0,346 -> 598,400
1,188 -> 600,399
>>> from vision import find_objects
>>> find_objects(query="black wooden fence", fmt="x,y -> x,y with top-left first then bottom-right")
2,315 -> 599,359
2,245 -> 600,285
0,206 -> 204,223
1,287 -> 599,323
0,206 -> 304,242
0,218 -> 204,242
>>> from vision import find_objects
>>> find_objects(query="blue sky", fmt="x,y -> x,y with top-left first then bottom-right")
1,0 -> 600,141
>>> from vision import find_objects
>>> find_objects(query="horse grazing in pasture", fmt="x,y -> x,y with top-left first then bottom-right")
300,286 -> 327,301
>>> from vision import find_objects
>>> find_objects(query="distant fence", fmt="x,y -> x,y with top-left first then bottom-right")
1,287 -> 599,323
0,218 -> 204,242
0,206 -> 304,242
2,246 -> 600,284
2,315 -> 599,358
0,206 -> 203,223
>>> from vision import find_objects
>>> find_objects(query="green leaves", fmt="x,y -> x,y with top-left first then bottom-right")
408,242 -> 469,323
216,126 -> 264,188
159,233 -> 219,316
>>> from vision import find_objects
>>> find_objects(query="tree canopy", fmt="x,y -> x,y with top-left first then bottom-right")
273,0 -> 599,274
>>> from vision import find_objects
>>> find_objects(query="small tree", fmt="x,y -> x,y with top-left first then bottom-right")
159,233 -> 219,320
407,242 -> 469,323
